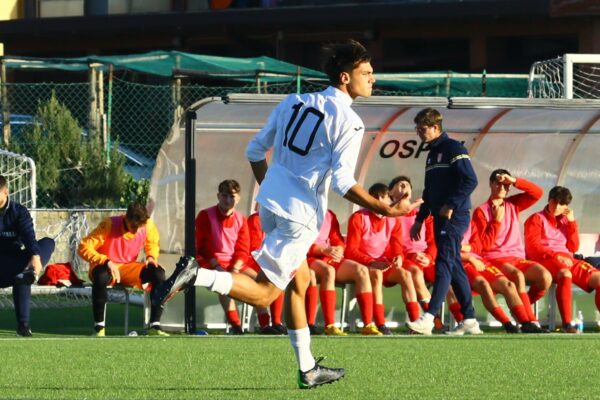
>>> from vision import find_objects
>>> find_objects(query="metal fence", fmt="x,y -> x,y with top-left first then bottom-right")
0,77 -> 333,207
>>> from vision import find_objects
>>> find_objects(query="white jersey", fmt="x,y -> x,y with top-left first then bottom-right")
246,86 -> 364,233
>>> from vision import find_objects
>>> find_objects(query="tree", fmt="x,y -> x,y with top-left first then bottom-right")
12,93 -> 132,207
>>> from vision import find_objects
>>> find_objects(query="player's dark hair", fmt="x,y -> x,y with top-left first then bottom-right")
548,186 -> 572,205
218,179 -> 241,194
0,175 -> 7,190
322,39 -> 371,85
368,182 -> 389,198
125,202 -> 150,228
388,175 -> 412,190
489,168 -> 512,183
414,108 -> 443,132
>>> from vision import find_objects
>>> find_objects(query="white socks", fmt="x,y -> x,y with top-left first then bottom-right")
194,268 -> 233,296
288,327 -> 316,372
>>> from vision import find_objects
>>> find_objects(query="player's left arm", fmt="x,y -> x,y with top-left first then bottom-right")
232,217 -> 251,270
445,143 -> 478,212
144,219 -> 160,267
246,98 -> 286,183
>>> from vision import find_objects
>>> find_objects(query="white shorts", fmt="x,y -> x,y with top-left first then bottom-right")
252,206 -> 318,290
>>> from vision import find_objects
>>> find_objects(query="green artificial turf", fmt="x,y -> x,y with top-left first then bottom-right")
0,334 -> 598,400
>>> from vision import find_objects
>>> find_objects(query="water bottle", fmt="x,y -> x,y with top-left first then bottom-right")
576,310 -> 584,334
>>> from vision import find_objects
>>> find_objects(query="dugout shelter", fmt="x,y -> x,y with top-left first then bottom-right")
149,94 -> 600,332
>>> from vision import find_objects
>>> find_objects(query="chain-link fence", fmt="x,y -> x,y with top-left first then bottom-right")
0,75 -> 336,208
0,66 -> 525,208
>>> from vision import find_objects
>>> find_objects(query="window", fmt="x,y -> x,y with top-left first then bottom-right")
39,0 -> 84,17
109,0 -> 171,14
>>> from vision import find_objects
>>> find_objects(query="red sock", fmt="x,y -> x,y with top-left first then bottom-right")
356,292 -> 373,326
596,289 -> 600,312
257,311 -> 270,328
270,293 -> 284,325
320,290 -> 336,327
490,306 -> 510,324
305,286 -> 318,325
406,301 -> 420,322
374,303 -> 386,326
556,276 -> 573,324
449,302 -> 464,322
528,285 -> 546,304
226,310 -> 241,327
510,304 -> 530,324
420,300 -> 430,312
519,292 -> 537,321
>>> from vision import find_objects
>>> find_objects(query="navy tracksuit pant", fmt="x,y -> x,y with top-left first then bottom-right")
0,237 -> 55,325
427,210 -> 475,319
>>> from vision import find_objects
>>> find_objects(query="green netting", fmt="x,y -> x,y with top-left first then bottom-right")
1,51 -> 326,82
375,73 -> 528,98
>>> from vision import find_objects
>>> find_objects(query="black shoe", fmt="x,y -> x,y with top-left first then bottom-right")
377,324 -> 393,336
560,323 -> 577,334
151,256 -> 199,306
14,269 -> 36,285
259,325 -> 279,335
298,357 -> 345,389
272,324 -> 287,335
16,324 -> 32,337
503,321 -> 520,333
228,325 -> 244,335
308,324 -> 323,335
520,321 -> 544,333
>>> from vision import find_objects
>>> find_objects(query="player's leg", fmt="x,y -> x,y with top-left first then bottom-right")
365,268 -> 384,335
336,260 -> 373,328
90,264 -> 112,336
288,261 -> 345,389
545,261 -> 575,332
241,267 -> 275,334
408,218 -> 453,335
311,260 -> 342,335
305,267 -> 320,332
385,266 -> 420,323
523,262 -> 552,304
404,261 -> 431,310
471,276 -> 514,332
588,270 -> 600,312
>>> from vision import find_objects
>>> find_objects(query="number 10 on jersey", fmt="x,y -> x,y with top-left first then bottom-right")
283,102 -> 325,156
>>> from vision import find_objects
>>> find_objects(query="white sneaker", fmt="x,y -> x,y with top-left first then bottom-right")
407,314 -> 434,335
446,318 -> 483,336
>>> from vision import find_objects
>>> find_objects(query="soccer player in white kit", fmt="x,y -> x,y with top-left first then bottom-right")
153,39 -> 418,389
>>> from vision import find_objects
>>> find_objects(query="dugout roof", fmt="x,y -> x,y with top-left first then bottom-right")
150,95 -> 600,254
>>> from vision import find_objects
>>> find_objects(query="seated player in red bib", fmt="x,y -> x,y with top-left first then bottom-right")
345,183 -> 421,335
306,209 -> 377,336
462,222 -> 544,333
195,180 -> 269,334
525,186 -> 600,333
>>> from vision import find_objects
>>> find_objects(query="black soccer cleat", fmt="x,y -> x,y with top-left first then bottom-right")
151,256 -> 199,306
503,321 -> 520,334
272,324 -> 288,335
297,358 -> 345,389
377,324 -> 393,336
16,324 -> 32,337
520,321 -> 545,334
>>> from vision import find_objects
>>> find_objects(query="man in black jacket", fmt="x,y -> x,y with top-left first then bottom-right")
0,175 -> 55,336
407,108 -> 482,336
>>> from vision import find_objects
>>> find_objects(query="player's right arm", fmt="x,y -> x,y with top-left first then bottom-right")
344,184 -> 420,218
78,217 -> 112,267
246,98 -> 287,182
